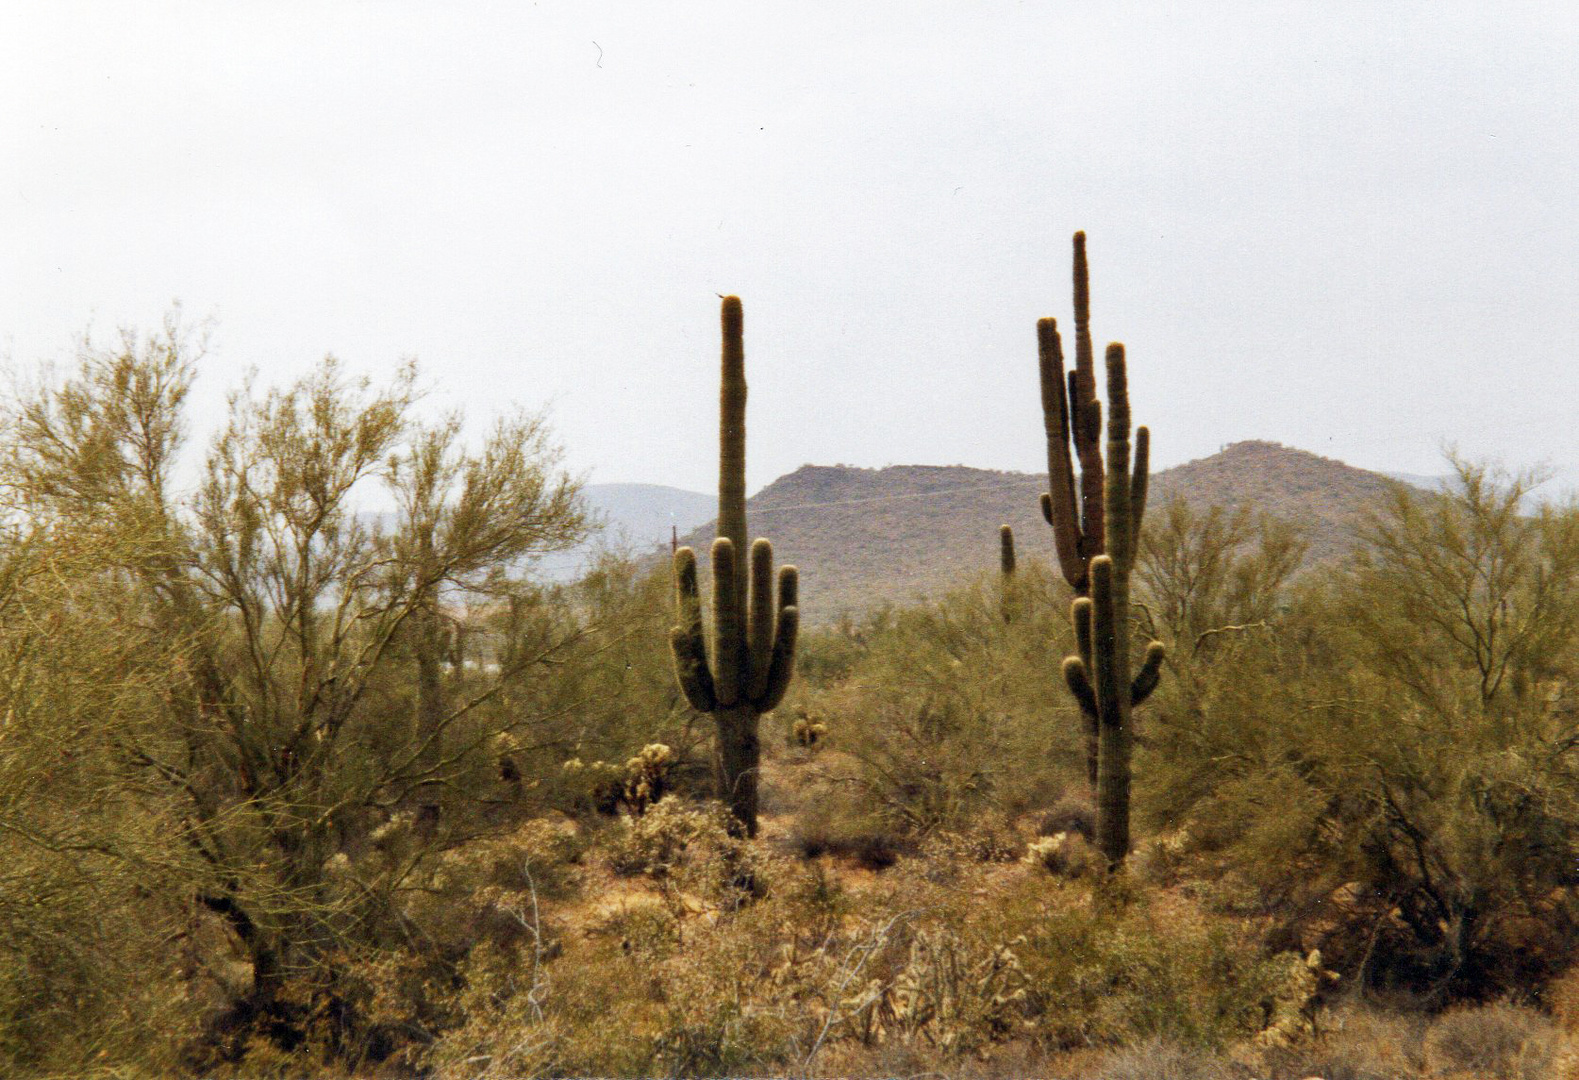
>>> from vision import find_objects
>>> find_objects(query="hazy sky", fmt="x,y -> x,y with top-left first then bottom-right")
2,3 -> 1576,497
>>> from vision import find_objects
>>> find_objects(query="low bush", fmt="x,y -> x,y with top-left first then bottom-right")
1421,1001 -> 1560,1080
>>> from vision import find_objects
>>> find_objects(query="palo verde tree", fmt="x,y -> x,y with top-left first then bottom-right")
3,321 -> 587,1057
670,296 -> 799,838
1034,233 -> 1164,866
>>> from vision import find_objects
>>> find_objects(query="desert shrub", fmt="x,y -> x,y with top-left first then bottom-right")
1544,962 -> 1579,1032
1257,1003 -> 1426,1080
1138,464 -> 1579,1002
513,555 -> 711,817
604,798 -> 770,902
923,820 -> 1027,864
238,816 -> 590,1074
0,843 -> 199,1078
989,876 -> 1310,1051
799,565 -> 1078,837
1421,1001 -> 1561,1080
1090,1036 -> 1238,1080
1025,831 -> 1095,879
790,797 -> 916,868
1038,794 -> 1098,840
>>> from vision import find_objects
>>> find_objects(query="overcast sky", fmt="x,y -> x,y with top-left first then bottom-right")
2,3 -> 1576,497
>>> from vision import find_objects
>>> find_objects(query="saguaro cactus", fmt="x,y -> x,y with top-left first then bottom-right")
999,524 -> 1019,623
1037,235 -> 1165,867
670,296 -> 799,838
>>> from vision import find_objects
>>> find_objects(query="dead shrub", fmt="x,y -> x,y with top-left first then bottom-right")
1421,1001 -> 1560,1080
1038,795 -> 1097,841
1257,1003 -> 1426,1080
1090,1036 -> 1238,1080
1025,831 -> 1094,879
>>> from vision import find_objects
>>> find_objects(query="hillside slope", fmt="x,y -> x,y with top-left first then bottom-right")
675,441 -> 1408,621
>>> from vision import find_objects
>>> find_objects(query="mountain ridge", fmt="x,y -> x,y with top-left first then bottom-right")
673,440 -> 1412,620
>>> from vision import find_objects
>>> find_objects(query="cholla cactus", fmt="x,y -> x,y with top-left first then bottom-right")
670,296 -> 800,838
621,743 -> 674,815
791,711 -> 827,748
562,745 -> 675,817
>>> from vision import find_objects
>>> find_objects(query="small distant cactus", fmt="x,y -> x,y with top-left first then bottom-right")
998,524 -> 1019,623
791,710 -> 827,748
1036,234 -> 1165,867
669,296 -> 800,838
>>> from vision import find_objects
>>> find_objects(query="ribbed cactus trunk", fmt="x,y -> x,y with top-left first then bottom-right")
714,704 -> 760,831
670,296 -> 800,839
1038,235 -> 1165,868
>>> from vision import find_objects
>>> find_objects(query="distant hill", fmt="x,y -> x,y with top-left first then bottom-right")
674,441 -> 1414,621
1148,440 -> 1407,565
580,483 -> 715,552
538,482 -> 714,580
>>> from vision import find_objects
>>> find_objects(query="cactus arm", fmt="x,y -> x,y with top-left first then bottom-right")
670,627 -> 717,711
746,538 -> 776,700
1072,230 -> 1092,373
757,565 -> 799,710
1071,595 -> 1099,787
1062,655 -> 1097,717
711,537 -> 743,707
1066,369 -> 1082,447
670,546 -> 717,711
1131,425 -> 1151,535
1072,596 -> 1094,669
777,563 -> 798,611
1000,525 -> 1016,576
1131,641 -> 1166,707
1038,319 -> 1086,589
757,604 -> 799,712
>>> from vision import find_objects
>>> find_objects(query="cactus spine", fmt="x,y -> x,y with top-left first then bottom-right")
1038,235 -> 1165,867
670,296 -> 799,838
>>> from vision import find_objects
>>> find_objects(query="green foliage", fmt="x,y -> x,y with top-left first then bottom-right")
0,524 -> 201,1076
798,563 -> 1076,836
522,553 -> 710,813
1137,495 -> 1308,652
0,318 -> 597,1069
1141,460 -> 1579,999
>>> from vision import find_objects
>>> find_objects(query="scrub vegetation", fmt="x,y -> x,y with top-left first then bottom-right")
5,248 -> 1579,1078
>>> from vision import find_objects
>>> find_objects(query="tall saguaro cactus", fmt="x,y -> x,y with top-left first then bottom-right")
670,296 -> 799,838
1037,234 -> 1165,866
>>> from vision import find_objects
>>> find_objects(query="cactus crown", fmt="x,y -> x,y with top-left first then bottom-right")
1040,232 -> 1158,595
